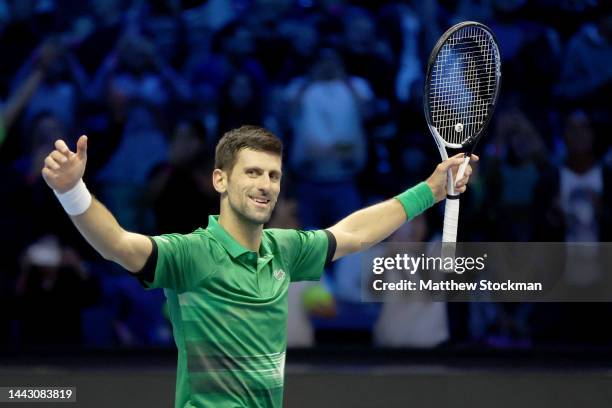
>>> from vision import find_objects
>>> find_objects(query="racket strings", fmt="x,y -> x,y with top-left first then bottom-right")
429,25 -> 500,145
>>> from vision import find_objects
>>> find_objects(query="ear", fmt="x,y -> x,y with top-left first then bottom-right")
212,168 -> 227,194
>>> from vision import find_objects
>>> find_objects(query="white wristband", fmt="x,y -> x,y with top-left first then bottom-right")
54,179 -> 92,216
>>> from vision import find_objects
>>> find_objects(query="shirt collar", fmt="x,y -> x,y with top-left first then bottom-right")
206,215 -> 270,259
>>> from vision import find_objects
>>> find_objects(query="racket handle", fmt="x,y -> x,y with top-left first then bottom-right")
455,156 -> 470,186
442,197 -> 460,243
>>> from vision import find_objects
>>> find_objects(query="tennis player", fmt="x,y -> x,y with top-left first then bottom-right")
42,125 -> 474,407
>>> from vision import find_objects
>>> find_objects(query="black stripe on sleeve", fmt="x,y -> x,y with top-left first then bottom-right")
134,236 -> 158,287
323,230 -> 337,267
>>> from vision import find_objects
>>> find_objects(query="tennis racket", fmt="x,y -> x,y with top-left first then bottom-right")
424,21 -> 501,244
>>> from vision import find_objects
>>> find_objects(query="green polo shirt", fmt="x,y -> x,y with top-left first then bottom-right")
143,215 -> 330,408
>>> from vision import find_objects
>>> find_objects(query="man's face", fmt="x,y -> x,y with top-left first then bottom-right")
564,114 -> 594,155
224,149 -> 282,225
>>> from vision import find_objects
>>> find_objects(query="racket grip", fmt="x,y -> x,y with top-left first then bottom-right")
455,156 -> 470,186
442,198 -> 460,243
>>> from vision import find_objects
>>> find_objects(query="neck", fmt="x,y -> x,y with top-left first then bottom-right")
218,204 -> 263,252
566,153 -> 595,174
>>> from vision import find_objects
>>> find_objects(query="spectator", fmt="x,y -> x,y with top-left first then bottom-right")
73,0 -> 126,75
141,0 -> 189,70
95,131 -> 167,233
93,33 -> 191,233
277,19 -> 320,84
15,235 -> 101,347
216,72 -> 264,136
91,32 -> 191,106
533,110 -> 612,243
489,0 -> 563,136
0,41 -> 53,148
558,13 -> 612,104
148,117 -> 218,234
340,8 -> 396,100
285,49 -> 372,229
531,111 -> 612,345
243,1 -> 293,81
557,11 -> 612,140
485,108 -> 549,241
16,37 -> 89,133
390,3 -> 424,104
186,23 -> 266,103
0,1 -> 45,92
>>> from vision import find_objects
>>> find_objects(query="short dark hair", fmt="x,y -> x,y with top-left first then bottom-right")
214,125 -> 283,171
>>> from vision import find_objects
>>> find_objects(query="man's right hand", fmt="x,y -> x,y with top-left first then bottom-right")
42,135 -> 88,193
425,153 -> 478,203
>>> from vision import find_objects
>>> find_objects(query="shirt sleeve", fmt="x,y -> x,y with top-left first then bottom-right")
140,233 -> 209,292
269,229 -> 332,282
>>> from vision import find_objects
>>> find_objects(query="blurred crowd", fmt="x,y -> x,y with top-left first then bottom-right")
0,0 -> 610,351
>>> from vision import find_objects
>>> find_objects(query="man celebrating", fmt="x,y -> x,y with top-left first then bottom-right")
42,125 -> 474,407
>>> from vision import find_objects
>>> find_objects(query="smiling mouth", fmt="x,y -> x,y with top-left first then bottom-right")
249,196 -> 271,207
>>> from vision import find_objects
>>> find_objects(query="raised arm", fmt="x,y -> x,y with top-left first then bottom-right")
1,41 -> 59,139
41,136 -> 152,272
327,154 -> 477,261
2,69 -> 44,132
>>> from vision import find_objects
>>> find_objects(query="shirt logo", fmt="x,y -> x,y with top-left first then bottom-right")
273,269 -> 286,281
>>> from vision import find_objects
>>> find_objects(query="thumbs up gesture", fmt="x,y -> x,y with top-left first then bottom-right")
42,135 -> 88,193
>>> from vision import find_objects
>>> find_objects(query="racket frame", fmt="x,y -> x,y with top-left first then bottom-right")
424,20 -> 501,195
423,21 -> 501,243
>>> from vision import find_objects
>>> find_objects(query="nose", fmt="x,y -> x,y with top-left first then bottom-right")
257,173 -> 272,192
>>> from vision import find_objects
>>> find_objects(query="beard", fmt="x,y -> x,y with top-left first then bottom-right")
227,192 -> 276,226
